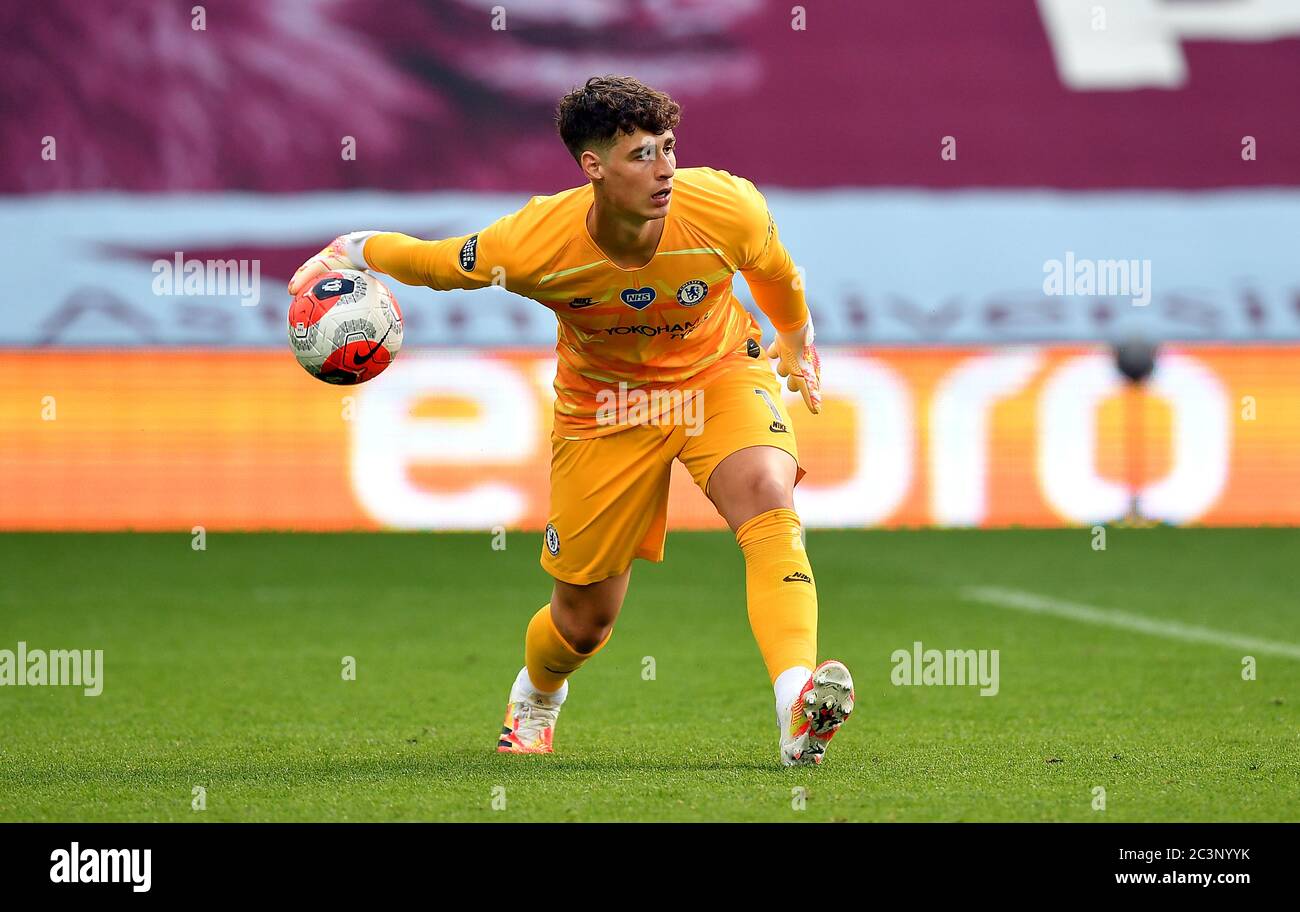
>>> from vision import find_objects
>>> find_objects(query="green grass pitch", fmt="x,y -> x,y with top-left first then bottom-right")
0,528 -> 1296,822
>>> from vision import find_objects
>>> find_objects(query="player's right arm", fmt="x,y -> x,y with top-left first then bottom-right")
287,212 -> 518,295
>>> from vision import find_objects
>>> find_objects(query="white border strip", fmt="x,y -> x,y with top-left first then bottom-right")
962,586 -> 1300,660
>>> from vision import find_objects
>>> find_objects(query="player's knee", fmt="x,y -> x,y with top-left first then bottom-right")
558,608 -> 617,654
737,470 -> 794,515
551,580 -> 623,653
567,621 -> 614,655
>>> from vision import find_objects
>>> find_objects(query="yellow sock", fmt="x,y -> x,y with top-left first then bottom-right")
736,507 -> 817,683
524,603 -> 610,693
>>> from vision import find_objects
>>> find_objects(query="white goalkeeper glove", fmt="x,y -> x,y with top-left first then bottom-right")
765,318 -> 823,415
288,230 -> 382,296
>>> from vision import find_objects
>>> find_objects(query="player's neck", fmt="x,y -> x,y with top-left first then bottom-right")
586,197 -> 665,270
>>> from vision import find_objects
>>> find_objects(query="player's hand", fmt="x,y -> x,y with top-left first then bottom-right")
287,230 -> 382,296
765,318 -> 822,414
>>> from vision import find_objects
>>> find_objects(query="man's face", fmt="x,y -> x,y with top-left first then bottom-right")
585,128 -> 676,219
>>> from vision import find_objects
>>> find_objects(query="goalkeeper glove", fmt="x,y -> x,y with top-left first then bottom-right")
765,318 -> 823,414
288,231 -> 382,296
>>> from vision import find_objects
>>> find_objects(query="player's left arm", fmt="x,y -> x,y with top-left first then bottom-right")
735,180 -> 822,414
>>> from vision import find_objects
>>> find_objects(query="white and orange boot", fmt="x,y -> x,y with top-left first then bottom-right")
497,667 -> 566,754
777,659 -> 855,766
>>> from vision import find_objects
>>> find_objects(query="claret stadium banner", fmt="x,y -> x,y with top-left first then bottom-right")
3,345 -> 1296,531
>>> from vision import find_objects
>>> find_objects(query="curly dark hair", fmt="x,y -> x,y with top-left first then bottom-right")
555,75 -> 681,163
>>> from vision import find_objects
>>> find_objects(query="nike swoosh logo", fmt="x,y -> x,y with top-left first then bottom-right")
783,573 -> 812,583
355,324 -> 392,365
568,300 -> 598,309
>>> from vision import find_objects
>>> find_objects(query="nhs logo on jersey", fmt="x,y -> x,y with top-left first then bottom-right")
620,286 -> 656,310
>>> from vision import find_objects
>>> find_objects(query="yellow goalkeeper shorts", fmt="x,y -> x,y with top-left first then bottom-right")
540,351 -> 804,585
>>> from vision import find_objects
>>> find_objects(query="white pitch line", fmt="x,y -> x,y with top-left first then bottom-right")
962,586 -> 1300,661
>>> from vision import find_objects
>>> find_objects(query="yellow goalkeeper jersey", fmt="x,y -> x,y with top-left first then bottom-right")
363,166 -> 807,439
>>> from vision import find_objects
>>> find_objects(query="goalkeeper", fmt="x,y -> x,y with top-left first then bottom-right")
289,75 -> 854,767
